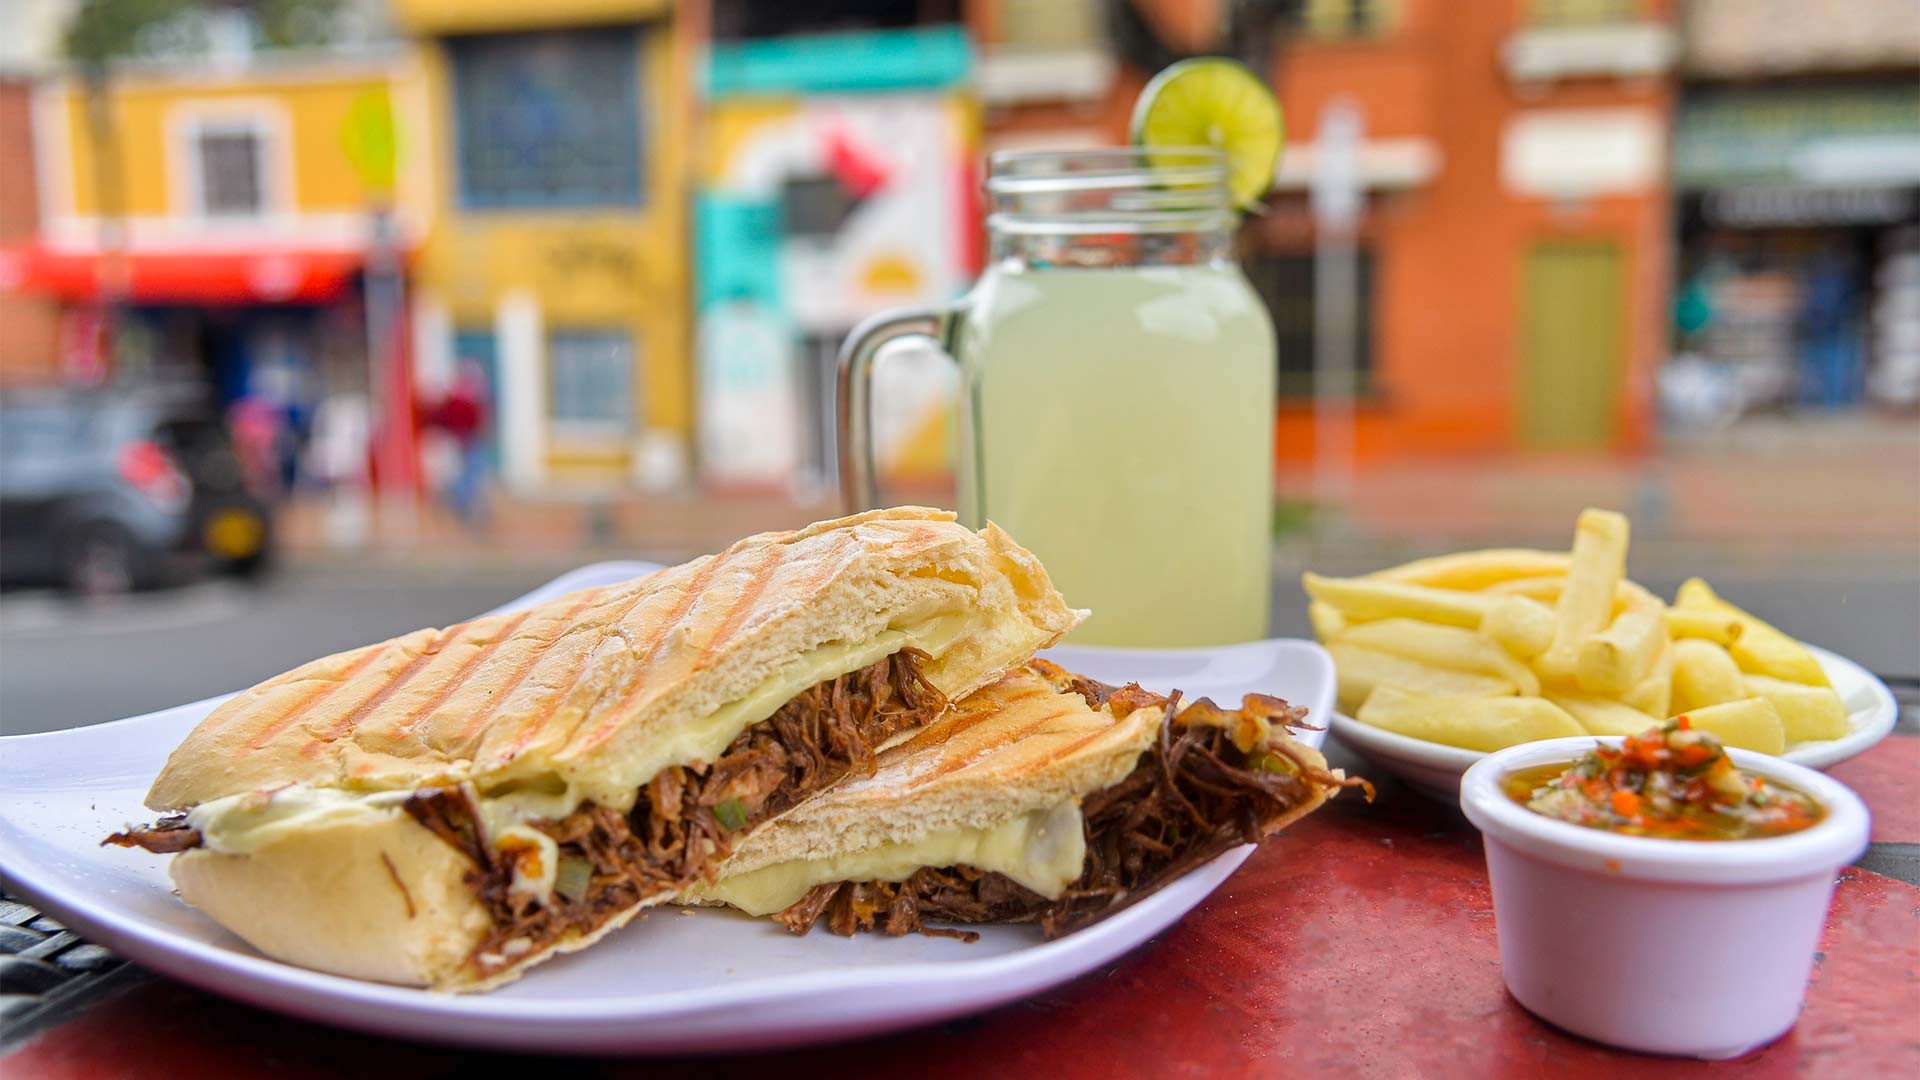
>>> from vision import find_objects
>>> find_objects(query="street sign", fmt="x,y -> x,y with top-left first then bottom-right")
341,88 -> 398,194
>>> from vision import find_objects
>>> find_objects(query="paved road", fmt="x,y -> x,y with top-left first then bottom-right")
2,551 -> 1914,735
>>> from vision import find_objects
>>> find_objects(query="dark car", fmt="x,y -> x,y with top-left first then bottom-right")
0,389 -> 274,594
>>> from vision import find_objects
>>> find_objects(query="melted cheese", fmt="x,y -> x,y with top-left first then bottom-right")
186,787 -> 413,855
187,612 -> 973,857
690,800 -> 1087,917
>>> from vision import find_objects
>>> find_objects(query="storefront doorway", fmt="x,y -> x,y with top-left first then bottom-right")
1520,241 -> 1624,449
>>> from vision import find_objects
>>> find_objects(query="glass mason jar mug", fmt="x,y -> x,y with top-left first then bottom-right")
840,148 -> 1276,647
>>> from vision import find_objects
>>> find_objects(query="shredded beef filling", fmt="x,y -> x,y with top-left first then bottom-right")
404,647 -> 946,974
777,866 -> 1047,944
773,682 -> 1363,942
104,813 -> 201,853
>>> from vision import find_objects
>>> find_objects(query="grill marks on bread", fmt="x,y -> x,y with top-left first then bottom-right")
299,626 -> 458,758
391,609 -> 536,743
143,509 -> 1031,815
237,641 -> 398,753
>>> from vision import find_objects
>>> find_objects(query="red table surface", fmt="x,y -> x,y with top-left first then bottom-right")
12,735 -> 1919,1079
1828,733 -> 1918,845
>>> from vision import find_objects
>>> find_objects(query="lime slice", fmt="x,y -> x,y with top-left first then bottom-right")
1130,58 -> 1284,210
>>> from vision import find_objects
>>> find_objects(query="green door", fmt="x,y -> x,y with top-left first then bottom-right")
1520,242 -> 1623,449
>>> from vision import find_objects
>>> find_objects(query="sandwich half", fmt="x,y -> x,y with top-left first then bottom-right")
106,508 -> 1081,989
684,660 -> 1364,939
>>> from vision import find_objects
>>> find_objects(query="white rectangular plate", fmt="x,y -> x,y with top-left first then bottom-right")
0,562 -> 1335,1054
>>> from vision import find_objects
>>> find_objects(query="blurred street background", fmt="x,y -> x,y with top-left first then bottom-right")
2,0 -> 1917,729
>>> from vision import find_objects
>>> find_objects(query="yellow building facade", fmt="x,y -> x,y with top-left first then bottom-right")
28,53 -> 422,293
395,0 -> 692,490
41,69 -> 407,226
7,50 -> 427,414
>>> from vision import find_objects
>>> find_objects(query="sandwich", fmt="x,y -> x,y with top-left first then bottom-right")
684,660 -> 1366,940
106,508 -> 1081,990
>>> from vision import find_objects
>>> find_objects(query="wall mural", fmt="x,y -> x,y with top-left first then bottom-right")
697,91 -> 974,488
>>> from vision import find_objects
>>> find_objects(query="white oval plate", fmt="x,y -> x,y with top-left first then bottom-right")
1330,644 -> 1898,802
0,562 -> 1332,1054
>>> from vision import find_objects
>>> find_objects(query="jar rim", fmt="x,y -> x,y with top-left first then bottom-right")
986,146 -> 1228,196
985,145 -> 1234,235
988,145 -> 1225,168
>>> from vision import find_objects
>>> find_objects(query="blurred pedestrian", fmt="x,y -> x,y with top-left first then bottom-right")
228,395 -> 283,499
434,358 -> 492,529
1798,250 -> 1862,409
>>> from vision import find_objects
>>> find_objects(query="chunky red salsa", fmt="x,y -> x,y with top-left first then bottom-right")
1503,718 -> 1823,841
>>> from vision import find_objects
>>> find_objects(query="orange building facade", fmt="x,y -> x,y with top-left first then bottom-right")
972,0 -> 1677,464
1260,0 -> 1676,462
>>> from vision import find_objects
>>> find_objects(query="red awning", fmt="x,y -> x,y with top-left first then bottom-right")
0,244 -> 364,305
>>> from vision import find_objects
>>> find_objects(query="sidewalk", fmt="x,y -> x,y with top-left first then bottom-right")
280,415 -> 1919,568
1278,414 -> 1920,553
277,489 -> 843,567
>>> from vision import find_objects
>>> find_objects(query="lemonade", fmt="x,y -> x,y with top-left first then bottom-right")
955,263 -> 1275,646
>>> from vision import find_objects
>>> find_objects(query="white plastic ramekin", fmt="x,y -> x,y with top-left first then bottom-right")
1460,737 -> 1871,1060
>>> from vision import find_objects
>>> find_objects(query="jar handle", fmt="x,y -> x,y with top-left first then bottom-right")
836,304 -> 959,513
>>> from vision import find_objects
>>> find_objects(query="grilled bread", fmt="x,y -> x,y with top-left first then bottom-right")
110,508 -> 1082,989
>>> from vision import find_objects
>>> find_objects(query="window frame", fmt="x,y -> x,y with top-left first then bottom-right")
167,101 -> 291,221
546,328 -> 640,442
982,0 -> 1106,51
449,28 -> 648,212
1299,0 -> 1401,41
1525,0 -> 1644,28
1243,246 -> 1380,400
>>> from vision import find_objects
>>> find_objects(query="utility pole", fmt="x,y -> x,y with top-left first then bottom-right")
364,204 -> 416,545
1311,97 -> 1363,512
81,63 -> 126,385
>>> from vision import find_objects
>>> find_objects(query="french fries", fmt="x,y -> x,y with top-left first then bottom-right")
1671,639 -> 1746,715
1488,575 -> 1664,619
1328,642 -> 1517,715
1304,572 -> 1555,659
1368,549 -> 1572,591
1312,508 -> 1849,758
1482,596 -> 1556,660
1481,575 -> 1567,605
1303,573 -> 1485,627
1536,509 -> 1630,683
1674,698 -> 1787,755
1339,618 -> 1543,697
1676,578 -> 1831,688
1576,611 -> 1665,697
1549,693 -> 1663,737
1308,601 -> 1348,642
1744,675 -> 1850,743
1357,687 -> 1583,753
1621,643 -> 1673,718
1664,607 -> 1743,646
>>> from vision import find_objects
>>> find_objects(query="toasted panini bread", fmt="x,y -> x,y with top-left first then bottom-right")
108,508 -> 1081,989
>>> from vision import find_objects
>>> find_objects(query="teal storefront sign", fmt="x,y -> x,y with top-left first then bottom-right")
706,25 -> 972,97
